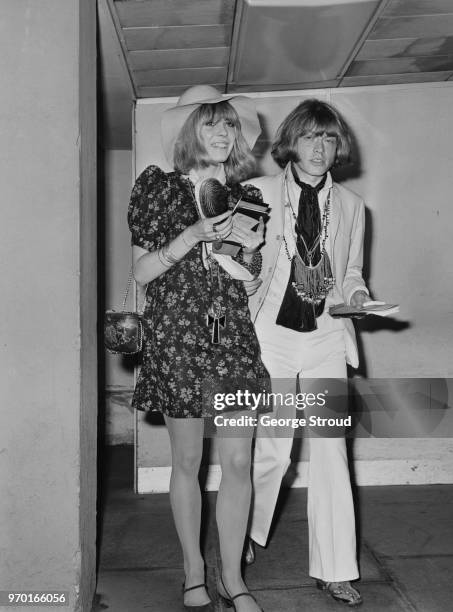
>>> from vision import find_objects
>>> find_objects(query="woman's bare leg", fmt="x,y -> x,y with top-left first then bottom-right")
165,416 -> 209,607
216,426 -> 261,612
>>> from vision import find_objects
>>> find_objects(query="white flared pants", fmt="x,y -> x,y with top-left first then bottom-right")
250,308 -> 359,582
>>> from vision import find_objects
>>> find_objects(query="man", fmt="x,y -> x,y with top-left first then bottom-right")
245,99 -> 369,606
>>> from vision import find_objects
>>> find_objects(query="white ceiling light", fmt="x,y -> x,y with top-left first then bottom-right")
229,0 -> 384,91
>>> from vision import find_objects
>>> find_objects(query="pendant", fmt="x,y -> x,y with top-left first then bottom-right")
206,299 -> 226,344
292,250 -> 335,304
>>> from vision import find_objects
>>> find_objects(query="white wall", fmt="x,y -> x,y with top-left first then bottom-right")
332,86 -> 453,377
105,83 -> 453,490
0,1 -> 97,609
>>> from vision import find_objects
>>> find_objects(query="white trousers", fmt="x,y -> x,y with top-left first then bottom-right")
250,309 -> 359,582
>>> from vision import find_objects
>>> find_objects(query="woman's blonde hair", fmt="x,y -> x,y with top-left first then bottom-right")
173,101 -> 255,184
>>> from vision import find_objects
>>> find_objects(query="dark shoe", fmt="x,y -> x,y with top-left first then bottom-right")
243,537 -> 256,566
217,575 -> 263,611
182,583 -> 213,611
316,580 -> 363,607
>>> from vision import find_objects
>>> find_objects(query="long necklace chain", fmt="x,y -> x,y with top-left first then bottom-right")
186,175 -> 226,343
283,188 -> 331,266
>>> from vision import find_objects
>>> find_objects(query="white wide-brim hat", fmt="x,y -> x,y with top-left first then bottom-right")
161,85 -> 261,164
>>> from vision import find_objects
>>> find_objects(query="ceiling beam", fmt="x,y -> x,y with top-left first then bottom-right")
337,0 -> 392,81
226,0 -> 244,92
104,0 -> 138,99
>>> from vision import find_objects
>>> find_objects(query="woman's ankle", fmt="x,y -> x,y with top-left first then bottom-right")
220,571 -> 247,595
183,561 -> 205,586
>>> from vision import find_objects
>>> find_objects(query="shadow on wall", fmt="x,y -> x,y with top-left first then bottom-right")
332,129 -> 411,378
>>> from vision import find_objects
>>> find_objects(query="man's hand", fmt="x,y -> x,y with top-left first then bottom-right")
350,290 -> 369,309
234,217 -> 265,255
243,277 -> 262,297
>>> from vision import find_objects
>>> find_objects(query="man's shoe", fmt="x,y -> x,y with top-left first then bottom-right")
316,580 -> 363,607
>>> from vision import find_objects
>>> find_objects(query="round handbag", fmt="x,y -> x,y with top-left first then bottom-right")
104,310 -> 143,355
104,267 -> 144,355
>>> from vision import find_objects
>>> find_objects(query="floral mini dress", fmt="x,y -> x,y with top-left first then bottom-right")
128,165 -> 269,418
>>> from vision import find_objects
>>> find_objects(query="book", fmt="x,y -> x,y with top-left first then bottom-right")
233,196 -> 271,222
329,300 -> 400,318
212,196 -> 270,256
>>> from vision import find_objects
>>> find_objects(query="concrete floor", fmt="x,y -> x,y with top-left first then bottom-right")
94,445 -> 453,611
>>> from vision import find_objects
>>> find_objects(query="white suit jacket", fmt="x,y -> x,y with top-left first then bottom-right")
246,165 -> 368,368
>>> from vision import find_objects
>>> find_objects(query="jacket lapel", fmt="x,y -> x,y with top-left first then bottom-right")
329,183 -> 342,265
277,168 -> 287,235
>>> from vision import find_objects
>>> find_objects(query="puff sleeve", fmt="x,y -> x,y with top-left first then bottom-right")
127,165 -> 170,252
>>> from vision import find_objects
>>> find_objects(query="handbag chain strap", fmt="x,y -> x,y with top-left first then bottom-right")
121,266 -> 146,315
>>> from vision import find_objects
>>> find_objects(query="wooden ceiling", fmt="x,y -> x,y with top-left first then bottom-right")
105,0 -> 235,98
344,0 -> 453,86
99,0 -> 453,147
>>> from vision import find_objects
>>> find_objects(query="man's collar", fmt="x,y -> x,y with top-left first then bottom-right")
284,162 -> 332,192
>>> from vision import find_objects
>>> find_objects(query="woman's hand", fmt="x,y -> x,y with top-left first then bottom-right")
350,290 -> 369,309
235,217 -> 265,254
186,210 -> 233,244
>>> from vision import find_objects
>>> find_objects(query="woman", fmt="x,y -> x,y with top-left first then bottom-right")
128,85 -> 267,612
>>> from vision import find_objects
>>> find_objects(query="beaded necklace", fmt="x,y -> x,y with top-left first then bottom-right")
283,184 -> 331,262
282,177 -> 335,304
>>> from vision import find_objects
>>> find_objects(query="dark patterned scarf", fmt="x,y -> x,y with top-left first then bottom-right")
276,165 -> 329,332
